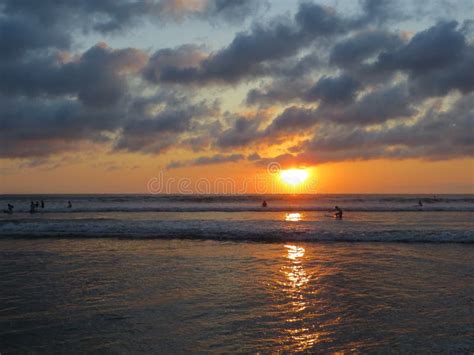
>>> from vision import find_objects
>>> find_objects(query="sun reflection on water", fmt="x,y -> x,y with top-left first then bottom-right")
285,213 -> 303,222
274,245 -> 343,351
281,245 -> 322,350
285,244 -> 305,260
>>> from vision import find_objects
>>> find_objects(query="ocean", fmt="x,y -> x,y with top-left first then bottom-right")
1,194 -> 473,241
0,194 -> 473,352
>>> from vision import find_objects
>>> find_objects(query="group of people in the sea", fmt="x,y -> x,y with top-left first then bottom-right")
4,200 -> 73,214
261,196 -> 442,219
29,200 -> 45,213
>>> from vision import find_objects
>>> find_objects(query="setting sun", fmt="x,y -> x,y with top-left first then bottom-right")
280,169 -> 309,186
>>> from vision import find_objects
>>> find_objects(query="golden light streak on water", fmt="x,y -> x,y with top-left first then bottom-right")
285,212 -> 303,222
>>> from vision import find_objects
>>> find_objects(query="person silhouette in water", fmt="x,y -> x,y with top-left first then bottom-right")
67,201 -> 72,208
4,204 -> 14,214
262,200 -> 267,208
334,206 -> 343,219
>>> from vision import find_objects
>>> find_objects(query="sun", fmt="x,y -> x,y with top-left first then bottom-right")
280,168 -> 309,186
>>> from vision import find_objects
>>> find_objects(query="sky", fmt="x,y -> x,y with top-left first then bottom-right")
0,0 -> 473,194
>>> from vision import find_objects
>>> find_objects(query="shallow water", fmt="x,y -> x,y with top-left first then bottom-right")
0,239 -> 473,353
1,194 -> 473,242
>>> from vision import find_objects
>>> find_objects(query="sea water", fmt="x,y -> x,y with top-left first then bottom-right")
0,195 -> 473,352
1,194 -> 473,241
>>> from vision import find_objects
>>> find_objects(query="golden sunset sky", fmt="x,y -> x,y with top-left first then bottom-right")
1,0 -> 473,194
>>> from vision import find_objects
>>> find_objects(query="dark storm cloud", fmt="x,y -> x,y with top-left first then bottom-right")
264,106 -> 316,134
167,153 -> 244,169
0,15 -> 70,60
262,83 -> 412,133
329,29 -> 404,70
0,85 -> 219,159
371,21 -> 474,97
295,93 -> 474,163
0,96 -> 124,158
115,97 -> 220,154
377,21 -> 465,72
215,115 -> 265,149
356,0 -> 405,25
145,1 -> 373,84
205,0 -> 269,25
246,29 -> 403,107
145,17 -> 301,84
306,75 -> 361,104
143,44 -> 207,84
245,52 -> 321,106
317,84 -> 416,124
254,83 -> 415,141
0,43 -> 147,107
0,0 -> 264,36
407,46 -> 474,97
0,0 -> 153,34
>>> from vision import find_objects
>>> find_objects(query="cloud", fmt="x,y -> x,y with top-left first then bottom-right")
0,82 -> 218,159
167,153 -> 244,168
317,83 -> 416,124
114,95 -> 220,154
265,106 -> 316,134
378,21 -> 465,72
246,78 -> 312,106
0,96 -> 124,158
215,115 -> 265,149
0,43 -> 148,107
356,0 -> 406,25
145,1 -> 380,85
295,93 -> 474,163
329,29 -> 404,70
1,0 -> 473,168
0,15 -> 70,60
143,44 -> 208,84
307,74 -> 361,104
0,0 -> 263,37
372,21 -> 474,97
203,0 -> 269,25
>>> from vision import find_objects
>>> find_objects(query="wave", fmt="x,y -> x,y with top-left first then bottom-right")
1,229 -> 471,243
3,206 -> 474,213
1,219 -> 472,243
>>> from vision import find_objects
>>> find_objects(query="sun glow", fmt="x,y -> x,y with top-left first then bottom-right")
280,169 -> 309,186
285,212 -> 302,222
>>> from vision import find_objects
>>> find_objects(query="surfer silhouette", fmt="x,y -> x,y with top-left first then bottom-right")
262,200 -> 267,208
4,203 -> 14,214
68,201 -> 72,208
334,206 -> 343,219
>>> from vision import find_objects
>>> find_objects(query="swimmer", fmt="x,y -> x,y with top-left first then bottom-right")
3,203 -> 14,214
